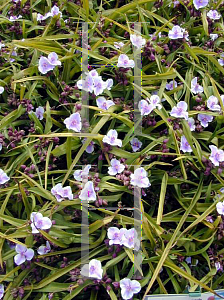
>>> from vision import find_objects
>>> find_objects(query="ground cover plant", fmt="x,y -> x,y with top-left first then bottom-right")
0,0 -> 224,299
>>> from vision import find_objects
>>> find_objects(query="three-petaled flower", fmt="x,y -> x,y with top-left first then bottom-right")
14,244 -> 34,265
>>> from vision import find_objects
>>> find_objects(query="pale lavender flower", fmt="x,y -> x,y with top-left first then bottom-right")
14,244 -> 34,265
168,26 -> 183,39
130,167 -> 150,188
35,106 -> 44,120
130,138 -> 142,152
107,227 -> 127,246
122,228 -> 140,251
108,159 -> 125,175
120,278 -> 141,300
0,284 -> 4,299
209,145 -> 224,166
77,75 -> 94,93
74,165 -> 91,181
207,10 -> 221,20
93,76 -> 107,96
47,52 -> 61,66
80,259 -> 103,280
114,41 -> 124,49
173,0 -> 180,6
88,69 -> 99,78
30,212 -> 52,234
0,144 -> 2,151
51,183 -> 64,201
130,34 -> 146,49
221,95 -> 224,105
51,5 -> 62,17
117,54 -> 135,68
215,262 -> 223,272
180,136 -> 192,153
149,95 -> 162,110
191,77 -> 204,94
96,96 -> 115,110
9,15 -> 22,21
138,99 -> 153,116
0,42 -> 5,50
198,114 -> 213,127
216,201 -> 224,215
0,169 -> 10,184
82,138 -> 95,153
188,117 -> 195,131
38,56 -> 54,74
218,53 -> 224,66
170,101 -> 188,120
61,186 -> 73,200
166,80 -> 177,90
0,87 -> 4,94
103,129 -> 122,147
37,13 -> 47,21
105,78 -> 113,90
210,33 -> 218,41
207,95 -> 221,111
79,181 -> 96,201
64,112 -> 82,132
37,241 -> 51,255
193,0 -> 208,9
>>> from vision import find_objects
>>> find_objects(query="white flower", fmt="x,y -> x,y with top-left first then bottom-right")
114,42 -> 124,49
117,54 -> 135,68
207,10 -> 221,20
79,181 -> 96,201
0,87 -> 4,94
73,165 -> 91,181
120,278 -> 141,300
130,167 -> 150,188
80,259 -> 103,280
103,129 -> 122,147
207,95 -> 221,112
191,77 -> 203,94
108,159 -> 125,175
210,33 -> 218,41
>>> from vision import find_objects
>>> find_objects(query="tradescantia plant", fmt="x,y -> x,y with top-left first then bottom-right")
0,0 -> 224,299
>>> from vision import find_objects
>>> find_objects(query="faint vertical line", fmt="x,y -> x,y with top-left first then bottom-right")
133,165 -> 143,278
133,22 -> 142,136
81,22 -> 89,132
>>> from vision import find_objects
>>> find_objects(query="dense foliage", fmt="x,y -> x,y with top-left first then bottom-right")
0,0 -> 224,299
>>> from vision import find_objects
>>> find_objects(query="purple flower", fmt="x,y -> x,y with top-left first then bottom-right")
103,129 -> 122,147
198,114 -> 213,127
168,26 -> 184,39
122,228 -> 140,251
30,212 -> 52,234
215,262 -> 223,272
216,201 -> 224,215
138,99 -> 153,116
82,138 -> 95,153
209,145 -> 224,167
9,50 -> 17,62
191,77 -> 204,94
210,33 -> 218,41
180,136 -> 192,153
0,285 -> 4,299
93,76 -> 106,96
130,34 -> 146,49
170,101 -> 188,120
35,106 -> 44,120
64,112 -> 82,132
207,10 -> 221,20
218,53 -> 224,66
130,138 -> 142,152
14,244 -> 34,265
107,227 -> 127,245
207,95 -> 221,111
80,259 -> 103,280
79,181 -> 96,201
9,15 -> 22,22
51,5 -> 62,17
47,52 -> 61,66
120,278 -> 141,300
51,183 -> 73,201
77,75 -> 94,93
74,165 -> 91,181
188,117 -> 195,131
193,0 -> 208,9
0,169 -> 10,184
130,167 -> 150,188
108,159 -> 125,175
105,79 -> 113,90
117,54 -> 135,68
166,80 -> 177,90
38,56 -> 54,74
96,97 -> 115,110
37,241 -> 51,255
114,42 -> 124,49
